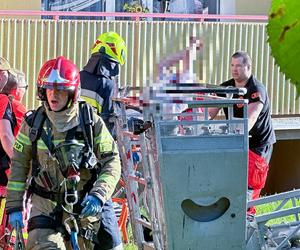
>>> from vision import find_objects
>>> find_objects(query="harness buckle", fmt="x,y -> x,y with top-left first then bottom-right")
82,228 -> 94,241
29,127 -> 39,142
64,215 -> 79,235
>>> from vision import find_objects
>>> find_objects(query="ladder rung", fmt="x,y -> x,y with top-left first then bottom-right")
122,131 -> 140,139
135,217 -> 152,229
143,241 -> 155,250
129,174 -> 146,185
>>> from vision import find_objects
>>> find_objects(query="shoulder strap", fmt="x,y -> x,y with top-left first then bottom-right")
79,101 -> 94,150
25,106 -> 55,176
25,106 -> 54,151
25,106 -> 47,143
78,101 -> 99,170
78,102 -> 99,193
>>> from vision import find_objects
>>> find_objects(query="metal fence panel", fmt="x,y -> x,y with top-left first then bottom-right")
0,18 -> 297,114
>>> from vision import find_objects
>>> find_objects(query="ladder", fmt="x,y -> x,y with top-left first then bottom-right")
113,84 -> 248,250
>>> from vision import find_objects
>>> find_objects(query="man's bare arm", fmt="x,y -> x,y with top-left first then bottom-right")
208,107 -> 220,120
248,101 -> 263,131
0,119 -> 14,158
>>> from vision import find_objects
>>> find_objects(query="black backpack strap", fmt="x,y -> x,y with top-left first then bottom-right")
77,101 -> 100,193
25,106 -> 45,142
65,127 -> 77,141
24,106 -> 55,177
79,101 -> 94,151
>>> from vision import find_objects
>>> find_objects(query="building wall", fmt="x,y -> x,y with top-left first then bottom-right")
219,0 -> 236,15
1,19 -> 298,114
0,0 -> 272,16
220,0 -> 271,15
0,0 -> 40,10
0,0 -> 41,19
235,0 -> 272,15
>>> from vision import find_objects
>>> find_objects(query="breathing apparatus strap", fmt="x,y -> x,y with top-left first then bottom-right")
79,101 -> 94,150
25,106 -> 46,142
25,106 -> 55,177
78,101 -> 99,171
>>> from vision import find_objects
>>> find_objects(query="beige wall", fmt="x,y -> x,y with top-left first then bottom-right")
0,0 -> 40,10
236,0 -> 272,15
0,0 -> 41,19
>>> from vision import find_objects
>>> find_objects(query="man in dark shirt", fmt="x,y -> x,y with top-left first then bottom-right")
209,51 -> 276,212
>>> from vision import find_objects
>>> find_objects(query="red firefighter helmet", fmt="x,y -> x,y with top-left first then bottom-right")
37,56 -> 80,103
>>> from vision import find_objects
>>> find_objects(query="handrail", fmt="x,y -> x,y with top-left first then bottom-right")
0,10 -> 268,22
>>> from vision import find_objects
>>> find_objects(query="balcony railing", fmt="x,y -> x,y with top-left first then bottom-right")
0,10 -> 268,22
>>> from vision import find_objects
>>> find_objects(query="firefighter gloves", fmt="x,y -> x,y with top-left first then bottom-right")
80,195 -> 103,218
9,211 -> 24,229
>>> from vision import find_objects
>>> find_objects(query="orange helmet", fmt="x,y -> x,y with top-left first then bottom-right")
37,56 -> 80,104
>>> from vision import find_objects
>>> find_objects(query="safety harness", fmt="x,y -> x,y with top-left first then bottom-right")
24,101 -> 100,244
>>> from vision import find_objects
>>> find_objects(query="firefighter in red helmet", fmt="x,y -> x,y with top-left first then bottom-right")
6,56 -> 121,249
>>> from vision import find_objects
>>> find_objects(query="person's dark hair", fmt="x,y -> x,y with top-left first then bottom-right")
1,71 -> 17,94
1,69 -> 26,94
232,51 -> 252,66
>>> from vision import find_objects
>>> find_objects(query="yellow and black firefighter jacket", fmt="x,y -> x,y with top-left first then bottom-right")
80,53 -> 119,133
5,102 -> 121,214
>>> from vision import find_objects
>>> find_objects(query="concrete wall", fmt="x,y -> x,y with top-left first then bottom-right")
263,140 -> 300,195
